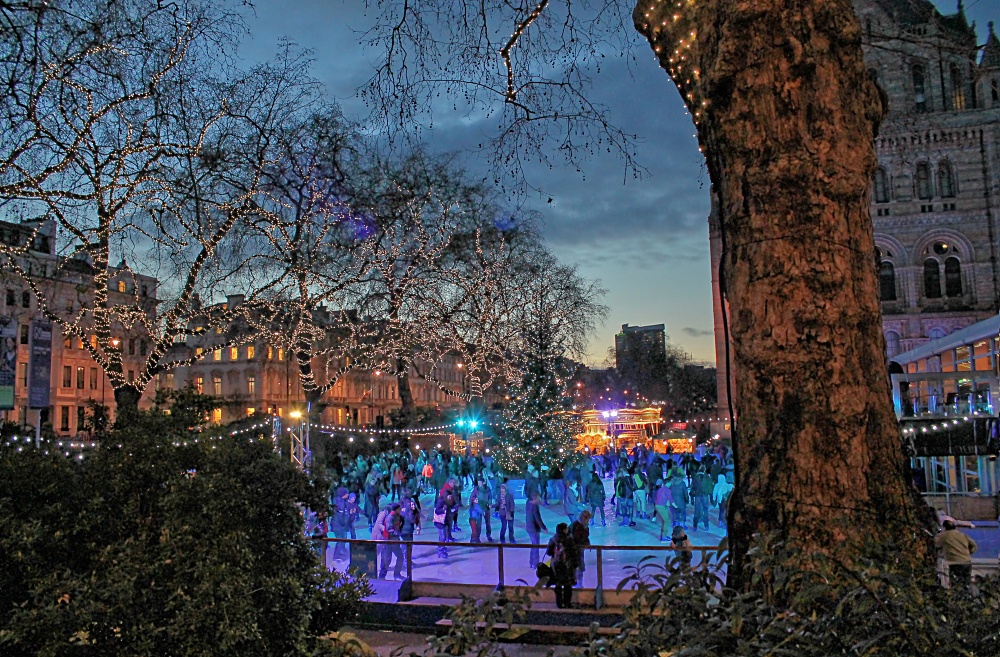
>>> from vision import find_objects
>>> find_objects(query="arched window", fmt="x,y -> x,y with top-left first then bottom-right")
950,63 -> 965,110
916,162 -> 932,199
913,64 -> 926,111
873,167 -> 890,203
886,331 -> 901,359
928,327 -> 946,340
938,161 -> 955,198
945,257 -> 963,297
924,259 -> 941,298
879,261 -> 897,300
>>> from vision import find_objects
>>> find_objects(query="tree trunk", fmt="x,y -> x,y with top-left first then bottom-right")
633,0 -> 933,598
113,385 -> 141,421
396,357 -> 415,428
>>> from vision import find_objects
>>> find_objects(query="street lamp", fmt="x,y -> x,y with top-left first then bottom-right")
601,409 -> 618,452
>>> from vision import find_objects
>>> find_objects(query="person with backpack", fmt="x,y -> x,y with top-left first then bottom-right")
585,475 -> 606,526
615,468 -> 635,526
632,469 -> 648,520
433,492 -> 454,559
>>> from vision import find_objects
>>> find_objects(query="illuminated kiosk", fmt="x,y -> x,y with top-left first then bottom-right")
577,407 -> 663,453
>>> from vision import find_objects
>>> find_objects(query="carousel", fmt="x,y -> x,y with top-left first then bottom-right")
576,407 -> 665,453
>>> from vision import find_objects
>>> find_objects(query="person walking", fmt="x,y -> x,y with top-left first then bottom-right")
547,523 -> 578,609
433,494 -> 451,559
330,487 -> 352,561
669,470 -> 689,529
569,510 -> 592,586
525,490 -> 548,569
653,479 -> 673,541
615,468 -> 635,526
563,479 -> 585,524
469,490 -> 485,543
476,477 -> 495,542
496,482 -> 516,543
585,475 -> 606,526
378,503 -> 404,580
711,474 -> 733,529
671,524 -> 692,569
632,468 -> 648,520
934,519 -> 978,589
691,466 -> 713,531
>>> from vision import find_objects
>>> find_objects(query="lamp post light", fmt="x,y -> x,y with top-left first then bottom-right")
288,408 -> 310,470
601,409 -> 618,452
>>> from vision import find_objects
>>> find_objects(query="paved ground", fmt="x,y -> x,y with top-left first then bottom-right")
344,629 -> 577,657
322,477 -> 728,590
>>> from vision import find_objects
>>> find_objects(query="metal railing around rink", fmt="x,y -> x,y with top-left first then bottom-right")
311,536 -> 725,609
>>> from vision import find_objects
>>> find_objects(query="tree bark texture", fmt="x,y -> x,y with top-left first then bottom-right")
633,0 -> 932,595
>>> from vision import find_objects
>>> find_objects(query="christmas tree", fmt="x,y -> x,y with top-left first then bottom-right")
496,323 -> 582,475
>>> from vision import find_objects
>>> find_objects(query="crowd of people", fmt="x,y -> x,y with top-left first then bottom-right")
309,443 -> 736,585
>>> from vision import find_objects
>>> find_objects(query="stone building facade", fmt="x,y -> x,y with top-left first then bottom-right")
858,0 -> 1000,359
0,218 -> 157,436
160,295 -> 469,427
708,0 -> 1000,434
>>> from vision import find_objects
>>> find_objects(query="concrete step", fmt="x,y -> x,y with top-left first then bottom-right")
434,619 -> 626,646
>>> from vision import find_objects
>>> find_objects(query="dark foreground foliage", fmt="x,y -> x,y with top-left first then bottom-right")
383,536 -> 999,657
0,409 -> 371,657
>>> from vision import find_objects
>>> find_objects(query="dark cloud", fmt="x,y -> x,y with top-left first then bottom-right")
681,327 -> 714,338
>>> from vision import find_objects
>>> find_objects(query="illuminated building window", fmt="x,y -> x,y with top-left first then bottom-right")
212,408 -> 222,423
247,345 -> 255,359
246,407 -> 255,417
195,377 -> 203,394
90,335 -> 98,349
213,375 -> 222,396
213,349 -> 221,361
195,347 -> 204,358
278,348 -> 284,361
76,366 -> 84,389
230,346 -> 239,361
247,375 -> 255,395
267,345 -> 273,359
117,280 -> 125,293
165,372 -> 174,389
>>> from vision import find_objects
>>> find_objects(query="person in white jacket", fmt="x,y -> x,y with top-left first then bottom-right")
711,474 -> 734,529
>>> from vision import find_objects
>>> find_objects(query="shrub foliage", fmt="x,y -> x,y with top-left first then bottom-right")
0,409 -> 370,657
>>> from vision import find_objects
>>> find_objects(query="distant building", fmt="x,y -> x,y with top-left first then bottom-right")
161,295 -> 469,426
614,323 -> 666,370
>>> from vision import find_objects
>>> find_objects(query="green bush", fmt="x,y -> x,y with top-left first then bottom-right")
0,409 -> 371,657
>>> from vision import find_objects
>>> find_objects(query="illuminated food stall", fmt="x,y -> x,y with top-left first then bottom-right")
576,407 -> 663,452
